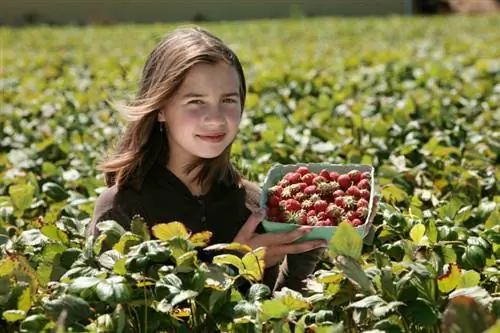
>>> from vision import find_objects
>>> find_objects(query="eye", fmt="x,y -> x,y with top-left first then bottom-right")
188,99 -> 203,105
223,98 -> 237,104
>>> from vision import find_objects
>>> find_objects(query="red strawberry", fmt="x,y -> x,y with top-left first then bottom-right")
313,200 -> 328,213
357,179 -> 370,190
267,195 -> 281,207
284,172 -> 302,184
335,197 -> 345,209
348,170 -> 362,184
309,194 -> 322,202
319,169 -> 331,181
346,185 -> 361,198
329,171 -> 340,182
317,211 -> 327,221
297,182 -> 308,191
337,174 -> 352,190
317,218 -> 333,226
357,198 -> 369,208
361,171 -> 371,181
280,199 -> 302,212
296,166 -> 310,176
342,196 -> 358,210
347,210 -> 360,221
268,185 -> 283,196
298,210 -> 308,225
351,219 -> 363,227
301,173 -> 315,185
317,181 -> 339,196
326,204 -> 344,219
332,189 -> 345,199
304,185 -> 318,196
360,189 -> 370,200
307,209 -> 316,217
307,215 -> 319,226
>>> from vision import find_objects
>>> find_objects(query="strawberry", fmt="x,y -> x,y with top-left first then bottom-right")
361,171 -> 371,181
296,166 -> 310,176
335,197 -> 346,209
309,193 -> 322,202
285,211 -> 302,224
304,185 -> 318,196
317,218 -> 333,226
350,218 -> 363,227
348,170 -> 362,184
297,182 -> 308,191
280,198 -> 302,212
360,189 -> 370,200
307,215 -> 319,226
267,207 -> 281,221
306,209 -> 316,217
347,210 -> 360,221
342,196 -> 358,210
319,169 -> 331,181
357,198 -> 369,208
346,185 -> 361,198
357,179 -> 370,190
329,171 -> 340,182
326,204 -> 344,219
298,209 -> 308,225
268,185 -> 283,196
281,186 -> 294,198
317,211 -> 327,221
337,174 -> 352,190
284,172 -> 302,184
332,189 -> 345,198
267,195 -> 281,207
301,173 -> 315,185
313,199 -> 328,213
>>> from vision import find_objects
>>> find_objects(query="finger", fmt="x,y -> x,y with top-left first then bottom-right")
234,209 -> 266,240
254,225 -> 313,246
274,239 -> 328,256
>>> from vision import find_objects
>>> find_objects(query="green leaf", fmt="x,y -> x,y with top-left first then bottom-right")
458,270 -> 481,289
170,290 -> 199,307
43,294 -> 92,325
334,255 -> 374,295
42,182 -> 69,201
17,287 -> 31,312
41,225 -> 69,244
3,309 -> 26,322
347,295 -> 385,309
9,184 -> 35,211
274,287 -> 311,311
329,221 -> 363,260
438,263 -> 461,293
260,299 -> 289,319
189,231 -> 212,247
151,222 -> 188,241
69,277 -> 101,294
247,284 -> 271,302
410,223 -> 429,246
20,314 -> 50,332
213,254 -> 244,273
241,247 -> 266,282
381,184 -> 408,204
205,242 -> 253,253
95,276 -> 132,306
0,258 -> 16,277
130,215 -> 150,241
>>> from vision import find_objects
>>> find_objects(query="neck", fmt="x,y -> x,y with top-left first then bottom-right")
166,157 -> 207,196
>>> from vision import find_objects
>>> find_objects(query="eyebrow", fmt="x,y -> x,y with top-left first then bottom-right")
181,92 -> 240,98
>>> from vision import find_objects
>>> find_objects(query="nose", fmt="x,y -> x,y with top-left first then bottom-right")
202,107 -> 225,127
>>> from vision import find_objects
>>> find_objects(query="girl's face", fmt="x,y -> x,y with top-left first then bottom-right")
159,61 -> 243,165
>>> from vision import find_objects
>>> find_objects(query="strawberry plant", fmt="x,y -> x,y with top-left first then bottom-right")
1,14 -> 499,333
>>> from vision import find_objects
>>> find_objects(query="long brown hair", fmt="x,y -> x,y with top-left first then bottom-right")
98,26 -> 247,191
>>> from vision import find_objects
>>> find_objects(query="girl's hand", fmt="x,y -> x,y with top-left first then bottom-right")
232,209 -> 328,268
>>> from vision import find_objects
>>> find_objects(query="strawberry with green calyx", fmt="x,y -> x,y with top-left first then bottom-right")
317,181 -> 340,196
301,199 -> 314,210
348,170 -> 362,184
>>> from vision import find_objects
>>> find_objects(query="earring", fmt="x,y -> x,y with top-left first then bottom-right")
159,123 -> 163,134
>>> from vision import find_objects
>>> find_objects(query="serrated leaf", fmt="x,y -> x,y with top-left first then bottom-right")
95,276 -> 131,306
242,247 -> 266,282
17,287 -> 31,312
334,255 -> 375,295
43,294 -> 92,325
329,221 -> 363,260
152,222 -> 188,241
381,184 -> 408,204
0,258 -> 16,277
130,215 -> 150,241
410,223 -> 429,246
458,270 -> 481,289
3,309 -> 26,322
275,287 -> 311,311
41,225 -> 69,244
438,263 -> 461,293
213,254 -> 244,272
170,290 -> 199,307
189,231 -> 212,247
260,299 -> 289,319
69,277 -> 101,294
204,242 -> 252,253
9,184 -> 35,211
247,284 -> 271,302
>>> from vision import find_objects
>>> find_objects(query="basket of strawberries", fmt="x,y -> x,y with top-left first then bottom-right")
259,163 -> 376,242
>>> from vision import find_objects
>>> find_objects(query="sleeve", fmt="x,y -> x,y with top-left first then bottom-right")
86,185 -> 147,238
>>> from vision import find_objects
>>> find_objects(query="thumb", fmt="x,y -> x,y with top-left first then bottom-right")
235,208 -> 266,240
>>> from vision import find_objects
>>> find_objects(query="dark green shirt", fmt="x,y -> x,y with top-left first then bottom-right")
87,163 -> 324,294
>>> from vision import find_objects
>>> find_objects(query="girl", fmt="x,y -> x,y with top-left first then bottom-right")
87,26 -> 373,294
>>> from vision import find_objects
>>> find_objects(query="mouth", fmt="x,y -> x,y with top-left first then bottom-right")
197,133 -> 226,143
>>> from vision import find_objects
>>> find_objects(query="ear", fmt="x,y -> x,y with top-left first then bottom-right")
157,108 -> 167,122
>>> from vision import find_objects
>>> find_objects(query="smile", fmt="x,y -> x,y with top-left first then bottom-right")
197,133 -> 226,143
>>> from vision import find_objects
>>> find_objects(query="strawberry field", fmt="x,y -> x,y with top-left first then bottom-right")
1,14 -> 500,333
